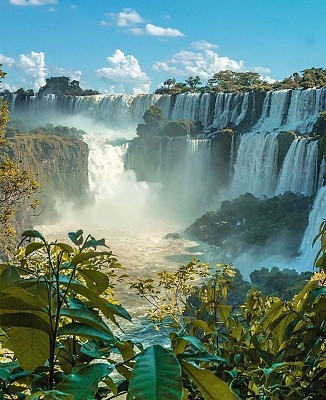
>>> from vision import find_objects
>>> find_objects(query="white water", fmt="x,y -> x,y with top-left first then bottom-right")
276,139 -> 319,196
299,186 -> 326,268
230,131 -> 279,197
7,87 -> 326,133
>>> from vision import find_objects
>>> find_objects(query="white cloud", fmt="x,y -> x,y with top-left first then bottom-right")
99,20 -> 109,26
1,82 -> 18,92
109,8 -> 144,27
254,66 -> 272,74
262,75 -> 276,84
9,0 -> 57,6
47,6 -> 56,12
17,51 -> 47,90
130,23 -> 184,37
0,54 -> 15,67
50,66 -> 82,81
153,49 -> 244,80
70,4 -> 78,10
95,49 -> 151,94
191,40 -> 218,50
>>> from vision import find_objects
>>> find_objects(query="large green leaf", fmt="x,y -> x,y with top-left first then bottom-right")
127,345 -> 182,400
1,285 -> 48,309
9,327 -> 49,370
0,312 -> 51,334
27,390 -> 74,399
60,308 -> 113,335
22,230 -> 45,242
71,251 -> 111,266
181,361 -> 237,400
24,242 -> 45,257
59,275 -> 131,323
78,269 -> 110,294
55,363 -> 113,400
57,323 -> 115,342
68,230 -> 84,246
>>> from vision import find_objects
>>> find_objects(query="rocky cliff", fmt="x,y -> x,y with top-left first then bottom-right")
3,133 -> 89,230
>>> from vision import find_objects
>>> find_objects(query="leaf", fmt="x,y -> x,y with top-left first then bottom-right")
55,363 -> 113,400
179,352 -> 228,364
71,251 -> 112,266
172,334 -> 207,354
181,361 -> 237,400
127,345 -> 183,400
22,230 -> 45,242
24,242 -> 45,256
9,327 -> 49,370
54,243 -> 74,254
60,308 -> 113,335
0,312 -> 51,334
78,269 -> 110,294
59,275 -> 131,323
68,230 -> 84,246
82,238 -> 106,250
57,323 -> 115,342
1,285 -> 48,309
26,391 -> 74,399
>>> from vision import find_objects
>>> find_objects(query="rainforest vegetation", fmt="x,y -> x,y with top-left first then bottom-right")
1,65 -> 326,399
155,67 -> 326,94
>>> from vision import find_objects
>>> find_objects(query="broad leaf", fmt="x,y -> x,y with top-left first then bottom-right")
55,363 -> 113,400
60,308 -> 113,335
68,230 -> 84,246
25,242 -> 45,257
0,312 -> 51,334
9,327 -> 49,370
181,361 -> 237,400
127,345 -> 182,400
71,251 -> 112,266
57,323 -> 115,342
78,269 -> 110,294
22,230 -> 45,242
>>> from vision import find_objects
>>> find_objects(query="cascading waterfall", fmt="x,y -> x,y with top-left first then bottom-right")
5,87 -> 326,133
318,158 -> 326,188
299,185 -> 326,268
276,139 -> 319,196
230,131 -> 279,197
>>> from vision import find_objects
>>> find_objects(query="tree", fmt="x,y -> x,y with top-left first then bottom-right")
0,65 -> 39,241
185,75 -> 202,91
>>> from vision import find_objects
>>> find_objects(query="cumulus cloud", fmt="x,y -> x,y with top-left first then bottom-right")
109,8 -> 144,27
95,49 -> 151,94
153,49 -> 244,80
9,0 -> 57,6
254,66 -> 272,74
17,51 -> 47,90
130,23 -> 184,37
0,54 -> 15,67
1,82 -> 18,92
191,40 -> 218,50
50,66 -> 82,81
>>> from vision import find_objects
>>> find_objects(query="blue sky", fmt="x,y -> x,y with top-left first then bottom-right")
0,0 -> 325,94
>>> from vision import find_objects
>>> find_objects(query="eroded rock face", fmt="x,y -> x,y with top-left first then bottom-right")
185,192 -> 313,259
3,134 -> 89,230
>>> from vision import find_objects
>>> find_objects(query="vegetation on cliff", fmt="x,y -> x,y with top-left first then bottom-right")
0,65 -> 39,241
136,105 -> 203,138
186,192 -> 313,259
155,67 -> 326,94
38,77 -> 100,97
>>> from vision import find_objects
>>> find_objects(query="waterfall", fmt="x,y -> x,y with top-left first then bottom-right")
299,186 -> 326,268
230,131 -> 279,197
254,88 -> 326,133
318,158 -> 326,188
276,139 -> 319,196
5,87 -> 326,133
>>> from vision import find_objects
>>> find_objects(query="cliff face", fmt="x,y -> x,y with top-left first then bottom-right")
4,134 -> 89,229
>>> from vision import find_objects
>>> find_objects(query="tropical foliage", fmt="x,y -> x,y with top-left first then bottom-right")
155,67 -> 326,94
0,227 -> 325,399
